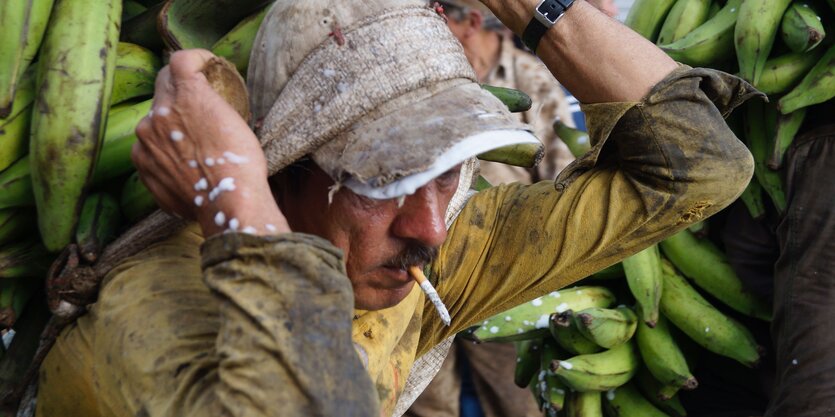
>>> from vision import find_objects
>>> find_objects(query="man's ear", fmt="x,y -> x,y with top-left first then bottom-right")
465,9 -> 483,37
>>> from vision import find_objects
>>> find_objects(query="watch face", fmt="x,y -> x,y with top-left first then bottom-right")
537,0 -> 563,24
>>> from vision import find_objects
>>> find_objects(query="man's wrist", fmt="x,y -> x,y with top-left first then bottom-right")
479,0 -> 540,34
196,183 -> 290,237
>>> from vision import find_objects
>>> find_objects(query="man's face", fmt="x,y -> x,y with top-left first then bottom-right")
274,163 -> 462,310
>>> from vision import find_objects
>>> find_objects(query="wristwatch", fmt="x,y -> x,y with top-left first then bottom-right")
522,0 -> 575,53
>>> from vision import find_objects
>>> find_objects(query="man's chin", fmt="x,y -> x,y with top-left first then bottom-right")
354,281 -> 416,311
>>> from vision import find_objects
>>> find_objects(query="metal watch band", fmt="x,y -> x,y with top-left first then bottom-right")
522,0 -> 575,53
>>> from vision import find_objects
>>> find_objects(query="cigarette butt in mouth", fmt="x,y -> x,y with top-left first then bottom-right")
409,266 -> 451,326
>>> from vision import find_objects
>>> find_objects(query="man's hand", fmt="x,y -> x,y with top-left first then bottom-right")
133,49 -> 290,237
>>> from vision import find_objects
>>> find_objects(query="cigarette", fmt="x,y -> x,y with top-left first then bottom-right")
409,266 -> 451,326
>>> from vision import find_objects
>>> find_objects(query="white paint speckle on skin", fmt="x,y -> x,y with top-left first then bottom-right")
214,211 -> 226,226
532,297 -> 543,306
556,303 -> 569,313
194,178 -> 208,191
217,158 -> 225,165
266,224 -> 277,233
228,218 -> 240,231
222,151 -> 250,165
489,326 -> 499,334
242,226 -> 257,234
560,361 -> 573,370
205,157 -> 215,166
156,106 -> 171,117
194,196 -> 204,207
147,110 -> 154,118
209,177 -> 237,201
170,130 -> 184,142
535,314 -> 550,329
188,160 -> 198,169
606,389 -> 616,401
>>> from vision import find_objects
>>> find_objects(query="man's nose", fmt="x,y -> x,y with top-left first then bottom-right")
390,185 -> 448,249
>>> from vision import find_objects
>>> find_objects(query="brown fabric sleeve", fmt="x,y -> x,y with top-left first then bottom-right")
417,67 -> 762,354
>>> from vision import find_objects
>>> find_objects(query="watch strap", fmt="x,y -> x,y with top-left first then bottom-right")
522,0 -> 575,53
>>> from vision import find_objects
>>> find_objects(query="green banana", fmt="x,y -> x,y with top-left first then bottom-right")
538,339 -> 567,413
514,339 -> 543,388
121,2 -> 166,53
658,0 -> 743,67
477,142 -> 543,168
0,157 -> 34,209
30,0 -> 122,252
0,0 -> 54,118
622,245 -> 662,327
659,260 -> 762,368
734,0 -> 793,86
551,341 -> 639,392
755,50 -> 824,95
481,84 -> 533,113
120,171 -> 158,223
746,101 -> 787,214
0,278 -> 38,329
657,0 -> 713,45
603,381 -> 671,417
566,391 -> 604,417
211,6 -> 270,75
660,229 -> 772,320
0,209 -> 35,247
111,42 -> 162,106
768,108 -> 806,170
574,306 -> 638,349
471,286 -> 615,342
739,178 -> 766,220
75,192 -> 122,263
634,367 -> 687,416
0,69 -> 35,172
781,2 -> 826,53
636,311 -> 697,391
707,1 -> 721,18
122,0 -> 147,21
591,263 -> 625,280
550,311 -> 604,355
687,220 -> 707,238
624,0 -> 678,42
779,42 -> 835,114
552,119 -> 591,158
92,99 -> 154,185
0,239 -> 49,279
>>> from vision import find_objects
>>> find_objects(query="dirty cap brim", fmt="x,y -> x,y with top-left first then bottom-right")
313,80 -> 540,199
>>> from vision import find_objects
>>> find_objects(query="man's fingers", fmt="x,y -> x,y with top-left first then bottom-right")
168,49 -> 217,81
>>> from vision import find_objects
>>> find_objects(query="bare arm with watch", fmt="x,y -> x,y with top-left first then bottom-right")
478,0 -> 678,103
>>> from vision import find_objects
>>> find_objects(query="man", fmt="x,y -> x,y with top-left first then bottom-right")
35,0 -> 757,417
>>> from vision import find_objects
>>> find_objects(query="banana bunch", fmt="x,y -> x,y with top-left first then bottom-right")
466,226 -> 770,417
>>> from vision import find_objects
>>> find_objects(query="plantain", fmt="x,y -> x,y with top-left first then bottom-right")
0,278 -> 38,329
552,119 -> 591,158
634,366 -> 688,416
660,229 -> 772,321
75,192 -> 122,263
636,310 -> 697,391
0,68 -> 36,174
550,341 -> 639,392
591,263 -> 625,280
122,0 -> 147,21
574,306 -> 638,349
0,209 -> 35,247
111,42 -> 162,106
211,6 -> 271,75
30,0 -> 122,252
514,339 -> 543,388
657,0 -> 713,45
624,0 -> 679,42
734,0 -> 793,86
477,142 -> 543,168
159,0 -> 275,50
91,99 -> 154,185
481,84 -> 533,113
120,2 -> 166,53
658,0 -> 743,67
778,42 -> 835,114
566,391 -> 604,417
0,157 -> 35,209
550,311 -> 604,355
622,245 -> 662,327
604,381 -> 672,417
0,0 -> 54,119
745,101 -> 787,214
739,178 -> 766,220
0,239 -> 50,279
538,339 -> 568,413
768,108 -> 806,170
470,286 -> 615,342
755,50 -> 824,95
781,2 -> 826,53
660,260 -> 762,368
120,171 -> 157,223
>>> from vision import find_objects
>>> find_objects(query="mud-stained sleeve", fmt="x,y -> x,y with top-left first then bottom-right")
417,67 -> 762,354
187,232 -> 379,417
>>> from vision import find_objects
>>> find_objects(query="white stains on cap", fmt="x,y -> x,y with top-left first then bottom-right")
556,303 -> 569,313
214,211 -> 226,226
322,68 -> 336,77
156,106 -> 171,117
194,195 -> 204,207
222,151 -> 250,165
560,361 -> 573,370
194,178 -> 208,191
228,218 -> 240,231
266,224 -> 277,233
188,160 -> 198,168
205,157 -> 215,166
242,226 -> 257,234
170,130 -> 184,142
489,326 -> 499,334
209,177 -> 237,201
336,82 -> 349,94
531,297 -> 543,306
535,314 -> 549,329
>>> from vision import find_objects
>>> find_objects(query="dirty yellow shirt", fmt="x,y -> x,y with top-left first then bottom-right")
36,67 -> 759,417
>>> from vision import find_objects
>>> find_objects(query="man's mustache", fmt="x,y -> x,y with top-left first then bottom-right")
386,244 -> 438,270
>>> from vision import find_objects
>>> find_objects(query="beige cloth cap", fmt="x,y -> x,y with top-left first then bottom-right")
248,1 -> 539,199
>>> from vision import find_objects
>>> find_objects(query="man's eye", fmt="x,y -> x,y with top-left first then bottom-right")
437,169 -> 460,186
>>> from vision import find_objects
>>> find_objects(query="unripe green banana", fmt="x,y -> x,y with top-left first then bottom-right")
659,260 -> 762,368
658,0 -> 743,67
30,0 -> 122,252
0,277 -> 38,329
552,119 -> 591,158
707,1 -> 721,18
591,263 -> 625,280
0,238 -> 49,279
92,99 -> 154,185
660,229 -> 772,320
657,0 -> 713,45
122,0 -> 147,21
537,339 -> 567,413
636,310 -> 697,391
624,0 -> 678,42
75,192 -> 122,263
514,338 -> 543,388
781,2 -> 826,53
734,0 -> 793,86
778,42 -> 835,114
634,367 -> 687,416
120,171 -> 157,223
0,69 -> 35,172
471,286 -> 616,342
0,209 -> 35,247
574,306 -> 638,349
0,0 -> 54,118
622,245 -> 662,327
211,6 -> 270,75
477,142 -> 543,168
603,381 -> 671,417
110,42 -> 162,106
481,84 -> 533,113
768,108 -> 806,170
0,157 -> 34,209
755,50 -> 824,95
550,341 -> 639,392
739,178 -> 766,220
746,101 -> 787,214
550,311 -> 604,355
566,391 -> 604,417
